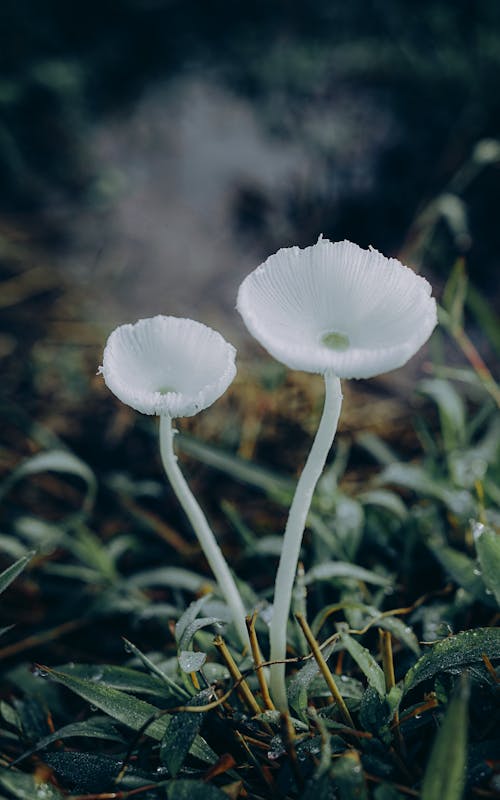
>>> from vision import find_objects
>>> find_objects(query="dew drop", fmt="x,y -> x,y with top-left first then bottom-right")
32,667 -> 48,678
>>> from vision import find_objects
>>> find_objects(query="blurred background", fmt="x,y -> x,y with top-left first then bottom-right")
1,0 -> 499,451
0,0 -> 500,700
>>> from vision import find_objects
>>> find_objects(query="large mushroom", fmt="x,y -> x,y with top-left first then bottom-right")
238,237 -> 437,709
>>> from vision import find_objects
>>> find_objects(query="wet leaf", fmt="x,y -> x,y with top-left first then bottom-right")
42,750 -> 154,793
287,641 -> 338,716
161,688 -> 212,776
304,562 -> 389,587
12,717 -> 124,765
473,522 -> 500,606
339,632 -> 386,698
54,662 -> 177,698
0,552 -> 33,596
177,616 -> 223,651
0,767 -> 64,799
42,665 -> 216,764
178,650 -> 207,673
426,537 -> 493,605
375,616 -> 421,656
403,628 -> 500,693
175,595 -> 212,645
421,675 -> 469,800
121,639 -> 188,699
330,750 -> 368,800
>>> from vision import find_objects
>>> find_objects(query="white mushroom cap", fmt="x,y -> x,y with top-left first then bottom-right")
237,238 -> 437,378
100,315 -> 236,417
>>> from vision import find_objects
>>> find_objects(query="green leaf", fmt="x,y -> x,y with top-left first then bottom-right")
359,685 -> 394,740
0,700 -> 21,730
426,537 -> 493,605
12,717 -> 125,765
0,552 -> 33,596
177,433 -> 294,500
442,259 -> 467,334
287,641 -> 338,716
161,689 -> 211,776
178,651 -> 207,673
330,495 -> 365,560
122,639 -> 189,699
42,665 -> 216,764
0,533 -> 29,558
166,779 -> 227,800
304,561 -> 389,588
421,675 -> 469,800
419,378 -> 466,451
355,432 -> 398,466
467,283 -> 500,357
403,628 -> 500,694
63,526 -> 118,581
358,489 -> 408,520
375,616 -> 421,656
0,767 -> 64,799
129,567 -> 215,593
330,751 -> 368,800
54,662 -> 177,698
339,632 -> 386,698
377,463 -> 472,515
175,596 -> 211,645
473,522 -> 500,606
42,751 -> 154,793
177,617 -> 223,652
0,450 -> 97,513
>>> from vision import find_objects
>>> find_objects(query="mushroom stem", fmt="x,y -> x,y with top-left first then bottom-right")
159,414 -> 250,651
269,371 -> 343,710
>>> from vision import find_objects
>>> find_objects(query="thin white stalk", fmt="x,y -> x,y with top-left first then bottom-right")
269,371 -> 343,711
159,414 -> 250,651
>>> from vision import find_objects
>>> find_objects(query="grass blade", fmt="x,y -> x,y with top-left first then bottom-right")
0,552 -> 33,596
421,674 -> 469,800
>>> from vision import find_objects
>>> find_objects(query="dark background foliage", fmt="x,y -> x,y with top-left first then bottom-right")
1,0 -> 500,292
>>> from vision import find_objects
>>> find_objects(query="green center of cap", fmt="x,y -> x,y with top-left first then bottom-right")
321,331 -> 350,351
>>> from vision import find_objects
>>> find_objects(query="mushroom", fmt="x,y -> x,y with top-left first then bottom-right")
100,315 -> 249,649
237,237 -> 437,709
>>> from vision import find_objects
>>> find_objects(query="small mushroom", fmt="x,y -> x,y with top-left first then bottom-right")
100,315 -> 249,649
237,238 -> 437,709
